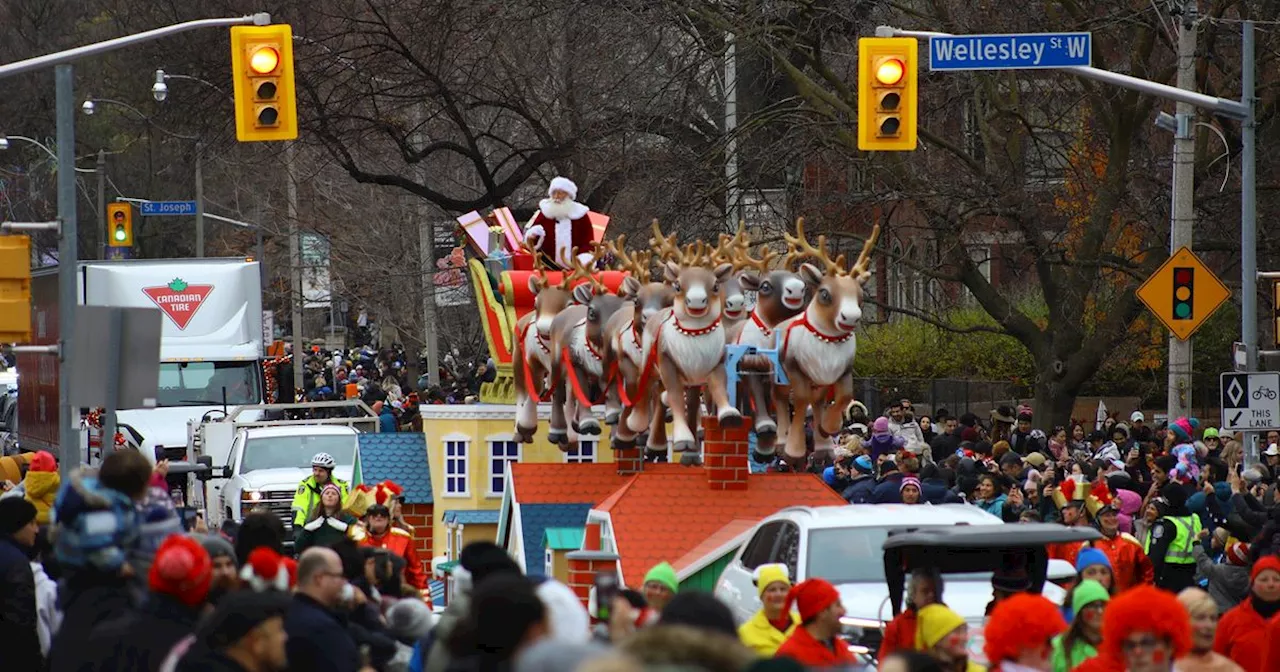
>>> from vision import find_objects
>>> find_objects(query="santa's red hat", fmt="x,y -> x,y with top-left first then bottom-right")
1100,585 -> 1191,663
983,594 -> 1066,664
149,534 -> 213,608
240,547 -> 292,591
784,578 -> 840,623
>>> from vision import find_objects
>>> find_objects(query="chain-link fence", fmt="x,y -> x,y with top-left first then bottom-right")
852,377 -> 1031,420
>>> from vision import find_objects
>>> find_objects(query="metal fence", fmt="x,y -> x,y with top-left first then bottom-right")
852,378 -> 1031,421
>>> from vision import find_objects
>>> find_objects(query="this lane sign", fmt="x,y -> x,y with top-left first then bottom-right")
929,32 -> 1091,71
1221,372 -> 1280,431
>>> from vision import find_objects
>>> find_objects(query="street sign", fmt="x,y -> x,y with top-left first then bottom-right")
929,32 -> 1091,71
1135,247 -> 1230,341
1221,372 -> 1280,431
1234,342 -> 1250,372
140,200 -> 197,216
68,306 -> 162,409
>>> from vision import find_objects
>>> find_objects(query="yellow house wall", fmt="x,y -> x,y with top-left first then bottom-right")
550,550 -> 569,583
423,405 -> 616,563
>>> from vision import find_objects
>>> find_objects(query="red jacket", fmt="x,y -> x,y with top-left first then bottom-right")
1213,598 -> 1280,672
360,526 -> 426,590
1089,533 -> 1154,593
1260,614 -> 1280,672
775,626 -> 857,667
878,609 -> 917,661
1048,540 -> 1087,567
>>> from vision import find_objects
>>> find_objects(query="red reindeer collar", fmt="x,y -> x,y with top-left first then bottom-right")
575,319 -> 603,361
673,314 -> 722,337
519,321 -> 551,354
794,315 -> 853,344
750,310 -> 773,337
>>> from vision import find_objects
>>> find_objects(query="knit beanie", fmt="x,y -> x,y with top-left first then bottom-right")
853,455 -> 874,474
1169,416 -> 1200,443
785,578 -> 840,623
1251,555 -> 1280,583
872,417 -> 891,435
196,533 -> 237,567
900,476 -> 922,493
643,561 -> 678,594
240,547 -> 291,591
1075,547 -> 1113,574
0,497 -> 37,536
914,603 -> 965,649
536,579 -> 590,644
753,563 -> 791,599
386,598 -> 436,641
1071,579 -> 1110,615
149,534 -> 213,608
28,451 -> 57,472
1226,543 -> 1251,567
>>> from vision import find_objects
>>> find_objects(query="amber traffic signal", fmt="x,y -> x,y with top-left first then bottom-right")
231,24 -> 297,142
858,37 -> 918,151
0,234 -> 31,343
106,202 -> 134,247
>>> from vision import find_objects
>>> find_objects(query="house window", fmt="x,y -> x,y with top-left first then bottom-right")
445,524 -> 454,560
488,440 -> 520,495
454,527 -> 464,557
565,440 -> 596,464
544,548 -> 554,577
445,439 -> 469,496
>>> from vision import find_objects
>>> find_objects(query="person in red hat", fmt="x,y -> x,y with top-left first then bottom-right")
1083,479 -> 1153,593
20,450 -> 59,526
982,593 -> 1067,671
360,501 -> 426,591
1213,555 -> 1280,672
773,578 -> 856,666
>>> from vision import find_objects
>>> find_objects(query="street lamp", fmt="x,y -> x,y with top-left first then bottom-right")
81,99 -> 95,115
151,70 -> 168,102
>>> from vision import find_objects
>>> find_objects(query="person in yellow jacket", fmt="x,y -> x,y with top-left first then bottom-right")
290,452 -> 349,527
21,451 -> 60,525
738,563 -> 800,657
915,604 -> 986,672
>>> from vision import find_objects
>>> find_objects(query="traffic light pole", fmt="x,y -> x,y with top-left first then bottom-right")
879,21 -> 1257,456
0,13 -> 271,475
1167,5 -> 1197,424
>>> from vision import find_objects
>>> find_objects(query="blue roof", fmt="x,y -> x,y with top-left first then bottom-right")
520,503 -> 593,576
358,433 -> 432,504
444,509 -> 501,525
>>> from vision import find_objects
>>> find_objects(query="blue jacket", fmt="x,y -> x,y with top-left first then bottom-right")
871,473 -> 906,504
0,537 -> 41,670
841,476 -> 877,504
285,593 -> 361,672
974,494 -> 1008,518
379,408 -> 397,433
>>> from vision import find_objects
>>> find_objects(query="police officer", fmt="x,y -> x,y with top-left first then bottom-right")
291,453 -> 350,527
1145,483 -> 1201,593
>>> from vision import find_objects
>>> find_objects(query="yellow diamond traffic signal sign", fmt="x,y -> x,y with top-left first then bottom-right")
231,24 -> 298,142
858,37 -> 918,151
1136,247 -> 1230,341
0,235 -> 31,344
106,202 -> 134,247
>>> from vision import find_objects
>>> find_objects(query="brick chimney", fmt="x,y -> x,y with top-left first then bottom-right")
565,549 -> 620,606
615,446 -> 644,476
582,521 -> 602,551
702,415 -> 750,491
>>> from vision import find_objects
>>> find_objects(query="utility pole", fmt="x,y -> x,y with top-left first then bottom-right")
412,107 -> 440,387
55,65 -> 78,474
96,149 -> 106,260
195,142 -> 204,257
724,31 -> 741,232
1241,22 -> 1258,463
286,141 -> 304,396
1167,2 -> 1198,421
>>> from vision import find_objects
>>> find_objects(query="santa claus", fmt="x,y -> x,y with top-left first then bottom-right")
525,176 -> 595,267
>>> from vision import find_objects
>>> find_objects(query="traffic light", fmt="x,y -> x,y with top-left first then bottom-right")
106,203 -> 134,247
230,24 -> 297,142
857,37 -> 918,151
1172,266 -> 1194,320
0,235 -> 31,343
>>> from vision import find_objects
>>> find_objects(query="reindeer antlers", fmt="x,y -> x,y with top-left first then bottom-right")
783,218 -> 880,278
852,224 -> 881,278
567,247 -> 608,295
605,235 -> 654,283
651,219 -> 685,265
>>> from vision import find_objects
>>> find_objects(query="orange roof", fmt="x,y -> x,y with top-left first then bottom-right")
510,462 -> 630,504
671,518 -> 758,576
597,467 -> 845,586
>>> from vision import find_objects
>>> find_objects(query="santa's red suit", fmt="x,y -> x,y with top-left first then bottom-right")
525,176 -> 595,267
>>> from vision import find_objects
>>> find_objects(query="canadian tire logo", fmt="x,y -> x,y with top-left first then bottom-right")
143,278 -> 214,330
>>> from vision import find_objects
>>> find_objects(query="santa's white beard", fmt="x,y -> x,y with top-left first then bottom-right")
542,198 -> 580,221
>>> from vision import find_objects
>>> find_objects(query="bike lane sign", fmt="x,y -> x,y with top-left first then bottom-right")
1221,372 -> 1280,431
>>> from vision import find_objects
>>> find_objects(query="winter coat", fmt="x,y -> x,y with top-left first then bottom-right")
878,608 -> 917,661
841,475 -> 877,504
1050,633 -> 1097,672
1193,545 -> 1251,613
22,470 -> 59,524
930,430 -> 962,464
82,592 -> 203,672
47,573 -> 136,672
32,560 -> 60,657
176,651 -> 253,672
621,623 -> 757,672
379,408 -> 398,433
974,493 -> 1008,518
775,625 -> 857,667
423,585 -> 469,672
1214,595 -> 1280,672
1089,533 -> 1154,593
284,593 -> 361,672
738,609 -> 799,657
871,473 -> 906,504
0,536 -> 42,670
294,512 -> 359,554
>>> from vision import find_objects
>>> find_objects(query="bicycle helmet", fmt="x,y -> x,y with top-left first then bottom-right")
311,452 -> 336,469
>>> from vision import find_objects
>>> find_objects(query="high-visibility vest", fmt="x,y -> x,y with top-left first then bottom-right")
1144,514 -> 1201,564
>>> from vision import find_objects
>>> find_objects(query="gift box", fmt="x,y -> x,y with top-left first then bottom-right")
492,207 -> 524,252
511,251 -> 534,271
456,211 -> 490,257
588,212 -> 611,243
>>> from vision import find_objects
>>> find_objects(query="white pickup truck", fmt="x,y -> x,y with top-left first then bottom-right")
189,401 -> 378,536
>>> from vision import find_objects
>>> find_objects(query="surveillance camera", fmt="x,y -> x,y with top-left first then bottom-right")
152,81 -> 168,102
81,100 -> 95,115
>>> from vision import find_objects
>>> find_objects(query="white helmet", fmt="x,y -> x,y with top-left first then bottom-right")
311,452 -> 336,469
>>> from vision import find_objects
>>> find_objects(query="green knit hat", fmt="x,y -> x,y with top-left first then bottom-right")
1071,579 -> 1110,616
643,561 -> 679,593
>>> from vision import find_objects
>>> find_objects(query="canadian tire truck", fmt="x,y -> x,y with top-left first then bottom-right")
15,258 -> 266,469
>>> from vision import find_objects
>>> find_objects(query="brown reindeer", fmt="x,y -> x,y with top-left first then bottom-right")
724,238 -> 814,456
774,219 -> 880,461
546,250 -> 626,450
514,244 -> 576,443
601,237 -> 674,448
633,221 -> 740,455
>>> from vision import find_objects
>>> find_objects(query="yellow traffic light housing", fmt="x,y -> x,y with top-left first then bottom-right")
0,235 -> 31,344
858,37 -> 918,151
231,24 -> 298,142
106,202 -> 134,247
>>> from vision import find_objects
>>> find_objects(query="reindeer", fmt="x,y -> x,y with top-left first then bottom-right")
513,244 -> 576,444
713,232 -> 751,330
773,219 -> 880,461
632,221 -> 741,454
601,237 -> 675,448
546,250 -> 626,450
724,238 -> 813,456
